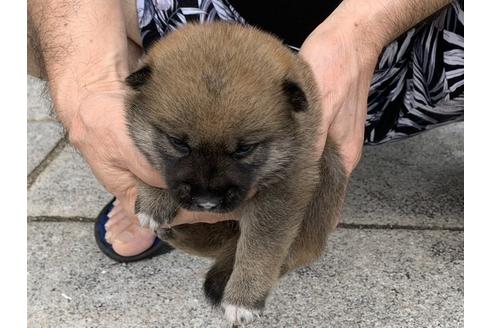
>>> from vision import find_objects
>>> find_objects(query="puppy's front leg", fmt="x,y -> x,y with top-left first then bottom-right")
222,190 -> 302,325
135,182 -> 179,232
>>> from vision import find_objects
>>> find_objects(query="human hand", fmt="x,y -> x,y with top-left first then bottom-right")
300,0 -> 452,174
68,84 -> 234,226
68,86 -> 166,215
299,15 -> 381,174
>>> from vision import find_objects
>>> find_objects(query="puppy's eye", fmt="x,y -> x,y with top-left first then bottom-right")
168,136 -> 190,155
233,143 -> 258,159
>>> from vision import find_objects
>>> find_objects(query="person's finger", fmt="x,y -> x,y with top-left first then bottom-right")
114,185 -> 138,217
168,208 -> 238,227
314,112 -> 330,158
115,124 -> 167,188
126,148 -> 167,189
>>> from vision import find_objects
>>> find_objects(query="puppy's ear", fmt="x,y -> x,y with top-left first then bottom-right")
282,80 -> 308,112
126,65 -> 152,89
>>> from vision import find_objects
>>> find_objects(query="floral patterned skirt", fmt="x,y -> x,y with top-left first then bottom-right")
137,0 -> 464,145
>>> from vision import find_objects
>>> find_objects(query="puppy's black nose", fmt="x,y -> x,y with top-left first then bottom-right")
194,195 -> 221,210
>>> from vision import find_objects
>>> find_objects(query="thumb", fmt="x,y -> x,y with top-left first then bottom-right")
122,139 -> 167,189
128,151 -> 166,188
114,185 -> 138,217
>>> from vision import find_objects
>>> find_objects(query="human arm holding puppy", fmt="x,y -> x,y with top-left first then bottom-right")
28,0 -> 166,256
300,0 -> 451,173
27,0 -> 162,215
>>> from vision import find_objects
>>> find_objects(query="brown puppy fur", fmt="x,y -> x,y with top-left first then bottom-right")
125,22 -> 347,325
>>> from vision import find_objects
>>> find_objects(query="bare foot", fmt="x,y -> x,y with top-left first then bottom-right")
104,200 -> 156,256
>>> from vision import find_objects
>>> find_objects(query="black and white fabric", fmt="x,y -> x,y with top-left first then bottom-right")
365,1 -> 464,144
137,0 -> 464,145
137,0 -> 245,50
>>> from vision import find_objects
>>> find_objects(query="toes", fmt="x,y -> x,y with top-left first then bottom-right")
222,304 -> 259,325
105,209 -> 126,229
105,214 -> 132,243
107,204 -> 123,219
111,225 -> 156,257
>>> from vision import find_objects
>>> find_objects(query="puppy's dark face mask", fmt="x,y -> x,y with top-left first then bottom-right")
152,132 -> 265,213
125,25 -> 316,213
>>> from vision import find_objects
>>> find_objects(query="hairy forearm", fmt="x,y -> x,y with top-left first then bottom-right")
27,0 -> 129,129
319,0 -> 452,55
370,0 -> 451,46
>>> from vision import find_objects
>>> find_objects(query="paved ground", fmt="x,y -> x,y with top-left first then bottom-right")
27,75 -> 464,327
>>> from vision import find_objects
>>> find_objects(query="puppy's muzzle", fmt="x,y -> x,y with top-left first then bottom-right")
175,183 -> 243,212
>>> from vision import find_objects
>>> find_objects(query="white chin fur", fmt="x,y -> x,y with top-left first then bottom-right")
137,213 -> 150,227
137,213 -> 159,231
223,304 -> 259,326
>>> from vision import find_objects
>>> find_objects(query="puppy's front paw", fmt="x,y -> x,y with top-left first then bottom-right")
137,212 -> 160,232
222,304 -> 260,326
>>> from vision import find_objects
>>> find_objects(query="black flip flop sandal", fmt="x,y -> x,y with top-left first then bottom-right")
94,198 -> 174,262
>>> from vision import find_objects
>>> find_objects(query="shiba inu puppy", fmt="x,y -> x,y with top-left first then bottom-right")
126,22 -> 347,326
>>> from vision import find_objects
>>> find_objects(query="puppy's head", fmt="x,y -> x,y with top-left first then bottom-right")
126,23 -> 320,212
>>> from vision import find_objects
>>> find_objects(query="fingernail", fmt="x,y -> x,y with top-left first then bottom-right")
105,231 -> 112,242
114,231 -> 135,243
107,209 -> 115,218
113,199 -> 120,206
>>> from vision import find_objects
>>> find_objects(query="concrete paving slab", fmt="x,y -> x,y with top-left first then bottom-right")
343,123 -> 463,228
27,75 -> 53,121
27,121 -> 64,174
27,146 -> 111,218
27,222 -> 463,328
